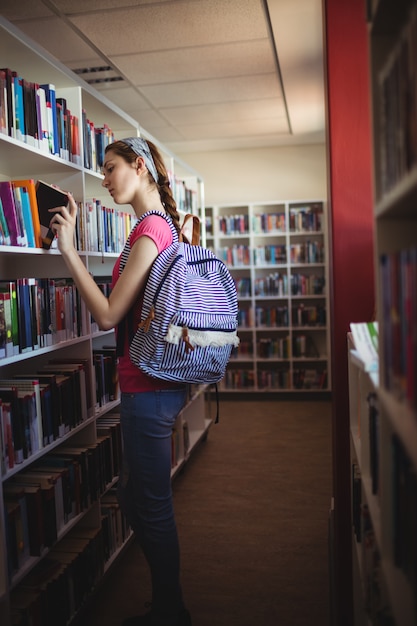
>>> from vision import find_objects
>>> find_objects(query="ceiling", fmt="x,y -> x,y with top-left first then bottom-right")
1,0 -> 326,155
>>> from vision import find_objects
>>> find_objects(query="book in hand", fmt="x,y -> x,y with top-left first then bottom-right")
350,321 -> 379,372
35,180 -> 69,249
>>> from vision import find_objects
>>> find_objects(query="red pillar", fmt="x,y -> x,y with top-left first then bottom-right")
323,0 -> 375,624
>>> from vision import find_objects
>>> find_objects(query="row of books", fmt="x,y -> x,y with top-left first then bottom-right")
257,336 -> 290,359
0,70 -> 80,164
218,214 -> 250,235
238,305 -> 289,328
293,368 -> 327,390
93,347 -> 119,408
351,463 -> 396,624
288,204 -> 323,233
10,526 -> 104,626
218,244 -> 251,267
77,198 -> 135,253
380,246 -> 417,409
0,66 -> 120,174
291,273 -> 325,296
0,278 -> 83,359
252,212 -> 286,234
221,366 -> 327,390
392,433 -> 417,596
235,277 -> 252,297
378,6 -> 417,195
290,241 -> 325,264
0,179 -> 71,249
257,368 -> 290,390
4,434 -> 113,579
254,273 -> 287,297
167,174 -> 198,215
292,304 -> 326,327
100,487 -> 131,564
81,110 -> 114,173
253,244 -> 287,266
0,361 -> 92,472
218,242 -> 325,267
215,207 -> 323,236
230,339 -> 253,357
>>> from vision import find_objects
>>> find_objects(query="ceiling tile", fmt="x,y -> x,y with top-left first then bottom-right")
140,74 -> 282,108
110,40 -> 275,87
160,99 -> 287,126
174,116 -> 289,140
68,0 -> 267,55
7,16 -> 104,65
93,85 -> 151,111
0,0 -> 52,19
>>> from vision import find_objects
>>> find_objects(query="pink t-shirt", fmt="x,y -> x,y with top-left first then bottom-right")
112,214 -> 182,392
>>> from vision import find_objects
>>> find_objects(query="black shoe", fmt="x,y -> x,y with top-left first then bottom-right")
122,608 -> 191,626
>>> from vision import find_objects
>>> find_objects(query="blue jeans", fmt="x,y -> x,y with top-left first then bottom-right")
118,388 -> 187,625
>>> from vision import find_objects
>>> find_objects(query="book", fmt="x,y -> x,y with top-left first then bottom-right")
3,482 -> 40,558
0,181 -> 22,246
350,321 -> 379,372
12,179 -> 42,248
2,378 -> 43,455
39,83 -> 58,154
0,281 -> 20,355
0,196 -> 11,245
35,180 -> 69,249
0,386 -> 23,465
0,69 -> 8,136
0,68 -> 14,138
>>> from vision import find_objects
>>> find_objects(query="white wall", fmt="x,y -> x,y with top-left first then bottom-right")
179,143 -> 328,206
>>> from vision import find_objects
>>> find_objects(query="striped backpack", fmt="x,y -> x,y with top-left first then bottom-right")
117,210 -> 239,385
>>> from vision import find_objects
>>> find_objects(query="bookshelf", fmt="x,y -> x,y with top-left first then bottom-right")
347,1 -> 417,624
0,16 -> 208,626
206,201 -> 330,393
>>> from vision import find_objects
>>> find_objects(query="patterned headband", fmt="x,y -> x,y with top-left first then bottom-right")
120,137 -> 159,184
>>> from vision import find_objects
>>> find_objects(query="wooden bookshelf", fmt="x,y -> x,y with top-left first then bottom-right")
347,1 -> 417,624
0,16 -> 207,626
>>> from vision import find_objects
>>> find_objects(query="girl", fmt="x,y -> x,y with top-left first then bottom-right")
51,137 -> 192,626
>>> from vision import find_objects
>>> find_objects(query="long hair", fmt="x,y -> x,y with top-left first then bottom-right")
104,139 -> 182,234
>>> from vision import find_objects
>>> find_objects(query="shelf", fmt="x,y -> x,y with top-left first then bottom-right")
0,15 -> 208,626
207,200 -> 330,393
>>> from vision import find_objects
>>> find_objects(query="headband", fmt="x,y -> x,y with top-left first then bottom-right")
120,137 -> 159,184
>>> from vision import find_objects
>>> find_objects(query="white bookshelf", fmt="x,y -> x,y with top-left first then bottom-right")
205,201 -> 331,393
0,16 -> 208,626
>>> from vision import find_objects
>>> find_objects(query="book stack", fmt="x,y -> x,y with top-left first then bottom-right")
82,199 -> 135,253
0,277 -> 83,359
252,211 -> 286,234
289,203 -> 323,232
0,71 -> 80,164
0,359 -> 93,474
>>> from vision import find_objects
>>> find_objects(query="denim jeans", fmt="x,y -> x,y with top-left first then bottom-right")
118,388 -> 187,625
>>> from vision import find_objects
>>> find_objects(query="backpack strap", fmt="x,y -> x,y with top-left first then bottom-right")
116,210 -> 178,356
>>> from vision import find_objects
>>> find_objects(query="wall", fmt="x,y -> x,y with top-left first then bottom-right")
179,143 -> 327,206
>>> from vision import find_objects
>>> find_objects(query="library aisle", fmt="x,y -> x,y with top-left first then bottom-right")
77,399 -> 332,626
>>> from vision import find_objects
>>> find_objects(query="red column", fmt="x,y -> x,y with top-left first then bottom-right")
323,0 -> 375,624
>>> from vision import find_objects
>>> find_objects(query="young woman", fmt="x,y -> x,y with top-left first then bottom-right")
51,137 -> 191,626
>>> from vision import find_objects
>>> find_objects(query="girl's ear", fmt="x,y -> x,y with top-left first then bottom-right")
135,156 -> 146,174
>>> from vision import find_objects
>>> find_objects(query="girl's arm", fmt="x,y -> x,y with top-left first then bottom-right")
50,194 -> 158,330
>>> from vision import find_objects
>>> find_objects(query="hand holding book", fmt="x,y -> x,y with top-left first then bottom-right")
35,180 -> 69,249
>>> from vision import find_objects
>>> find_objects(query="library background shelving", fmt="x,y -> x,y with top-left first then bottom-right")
0,16 -> 209,626
347,1 -> 417,625
205,201 -> 331,393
